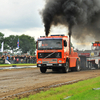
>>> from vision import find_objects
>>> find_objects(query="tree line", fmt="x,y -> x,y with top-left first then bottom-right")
0,32 -> 36,55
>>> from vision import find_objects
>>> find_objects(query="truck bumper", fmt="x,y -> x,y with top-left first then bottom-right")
37,63 -> 65,68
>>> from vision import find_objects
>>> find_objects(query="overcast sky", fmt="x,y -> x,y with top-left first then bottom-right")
0,0 -> 92,50
0,0 -> 45,38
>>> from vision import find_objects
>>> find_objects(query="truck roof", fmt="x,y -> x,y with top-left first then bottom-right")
38,35 -> 68,40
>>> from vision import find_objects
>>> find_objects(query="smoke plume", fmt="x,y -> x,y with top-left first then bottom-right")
41,0 -> 100,40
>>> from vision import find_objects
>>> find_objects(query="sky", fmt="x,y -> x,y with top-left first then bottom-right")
0,0 -> 45,38
0,0 -> 92,50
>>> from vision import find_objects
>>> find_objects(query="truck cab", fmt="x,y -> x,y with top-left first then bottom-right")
36,35 -> 80,73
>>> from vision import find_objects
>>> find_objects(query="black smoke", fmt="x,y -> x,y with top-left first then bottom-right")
41,0 -> 100,40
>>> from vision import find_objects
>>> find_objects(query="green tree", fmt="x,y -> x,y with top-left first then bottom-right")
19,34 -> 36,55
4,35 -> 19,51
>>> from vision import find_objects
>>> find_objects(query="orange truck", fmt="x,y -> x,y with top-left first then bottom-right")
36,35 -> 80,73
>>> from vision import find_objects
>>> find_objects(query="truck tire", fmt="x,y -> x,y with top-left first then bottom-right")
75,59 -> 80,71
40,67 -> 47,73
62,62 -> 69,73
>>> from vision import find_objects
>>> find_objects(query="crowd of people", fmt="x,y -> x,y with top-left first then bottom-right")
0,54 -> 36,64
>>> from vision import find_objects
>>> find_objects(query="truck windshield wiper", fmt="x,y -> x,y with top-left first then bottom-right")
53,48 -> 62,49
38,48 -> 45,50
39,48 -> 48,50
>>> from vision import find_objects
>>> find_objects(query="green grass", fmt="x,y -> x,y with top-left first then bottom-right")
67,89 -> 100,100
0,63 -> 36,67
15,76 -> 100,100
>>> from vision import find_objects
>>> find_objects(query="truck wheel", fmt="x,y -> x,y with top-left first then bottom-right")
75,59 -> 80,71
40,67 -> 47,73
63,62 -> 69,73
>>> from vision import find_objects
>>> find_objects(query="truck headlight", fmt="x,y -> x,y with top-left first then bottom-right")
38,61 -> 41,63
59,60 -> 62,63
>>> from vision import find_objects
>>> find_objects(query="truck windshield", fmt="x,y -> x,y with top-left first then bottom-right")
38,39 -> 62,50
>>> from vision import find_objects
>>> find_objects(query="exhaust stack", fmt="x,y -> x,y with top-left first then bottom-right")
68,28 -> 72,55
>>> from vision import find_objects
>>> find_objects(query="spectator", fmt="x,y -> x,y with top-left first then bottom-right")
6,56 -> 9,61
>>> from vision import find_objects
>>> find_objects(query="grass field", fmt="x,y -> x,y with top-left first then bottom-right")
67,89 -> 100,100
15,76 -> 100,100
0,63 -> 36,67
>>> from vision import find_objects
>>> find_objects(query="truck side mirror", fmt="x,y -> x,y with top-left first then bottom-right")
64,40 -> 67,47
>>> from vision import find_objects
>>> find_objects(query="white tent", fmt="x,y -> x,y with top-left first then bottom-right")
0,42 -> 4,52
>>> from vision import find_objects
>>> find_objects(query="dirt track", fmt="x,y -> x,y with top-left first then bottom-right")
0,68 -> 100,100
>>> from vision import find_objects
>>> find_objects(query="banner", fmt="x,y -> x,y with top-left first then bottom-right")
5,59 -> 11,64
17,39 -> 19,49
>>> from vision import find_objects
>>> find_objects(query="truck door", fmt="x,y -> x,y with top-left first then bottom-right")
69,48 -> 76,67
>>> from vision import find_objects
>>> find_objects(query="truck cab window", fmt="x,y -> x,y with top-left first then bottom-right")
64,40 -> 67,47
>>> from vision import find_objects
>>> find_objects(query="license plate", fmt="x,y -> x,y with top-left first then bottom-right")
47,64 -> 53,66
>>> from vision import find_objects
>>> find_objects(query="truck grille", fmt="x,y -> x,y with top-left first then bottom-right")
38,52 -> 61,58
42,59 -> 57,64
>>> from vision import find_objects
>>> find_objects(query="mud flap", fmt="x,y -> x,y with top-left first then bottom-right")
79,56 -> 88,70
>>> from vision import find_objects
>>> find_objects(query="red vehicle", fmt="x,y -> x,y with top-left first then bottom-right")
36,35 -> 80,73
